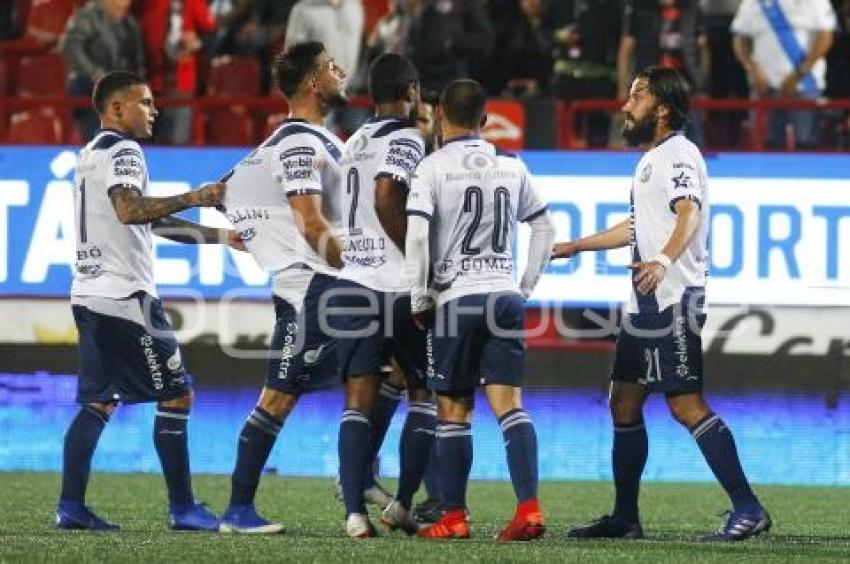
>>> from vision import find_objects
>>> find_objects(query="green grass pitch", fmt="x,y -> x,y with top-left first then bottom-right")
2,472 -> 849,563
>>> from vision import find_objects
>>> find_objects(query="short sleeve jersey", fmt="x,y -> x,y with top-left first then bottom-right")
222,119 -> 344,279
406,136 -> 548,306
731,0 -> 837,91
338,117 -> 425,292
629,133 -> 709,314
71,129 -> 156,299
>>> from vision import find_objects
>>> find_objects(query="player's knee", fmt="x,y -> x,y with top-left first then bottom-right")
258,387 -> 298,420
385,364 -> 407,389
343,374 -> 380,413
608,383 -> 644,424
485,384 -> 522,418
159,392 -> 193,412
665,393 -> 709,428
408,385 -> 431,403
87,401 -> 117,417
436,392 -> 473,422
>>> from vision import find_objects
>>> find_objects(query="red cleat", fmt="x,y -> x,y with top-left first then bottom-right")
495,498 -> 546,542
416,509 -> 470,540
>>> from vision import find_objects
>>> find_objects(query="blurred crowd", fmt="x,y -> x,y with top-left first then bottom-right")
1,0 -> 849,148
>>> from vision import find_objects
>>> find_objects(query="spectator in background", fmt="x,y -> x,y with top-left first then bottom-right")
491,0 -> 556,98
732,0 -> 837,149
59,0 -> 145,141
367,0 -> 414,59
285,0 -> 365,88
136,0 -> 216,145
615,0 -> 709,146
406,0 -> 493,94
212,0 -> 294,91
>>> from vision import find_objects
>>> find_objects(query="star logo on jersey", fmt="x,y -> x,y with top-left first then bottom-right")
640,163 -> 652,182
672,171 -> 691,190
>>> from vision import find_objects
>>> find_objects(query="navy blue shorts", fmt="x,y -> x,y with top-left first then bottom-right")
328,279 -> 427,389
611,304 -> 706,394
266,273 -> 339,395
428,292 -> 525,395
73,292 -> 190,405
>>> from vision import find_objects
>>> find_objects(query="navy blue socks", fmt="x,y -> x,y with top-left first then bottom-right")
60,406 -> 109,504
395,401 -> 436,509
691,413 -> 760,512
498,409 -> 539,503
339,409 -> 372,515
434,421 -> 472,511
153,406 -> 193,508
230,406 -> 282,507
612,419 -> 648,524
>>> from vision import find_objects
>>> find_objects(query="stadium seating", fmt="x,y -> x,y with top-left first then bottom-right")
16,53 -> 66,97
23,0 -> 79,46
262,113 -> 288,139
205,110 -> 255,146
7,110 -> 63,143
206,56 -> 261,97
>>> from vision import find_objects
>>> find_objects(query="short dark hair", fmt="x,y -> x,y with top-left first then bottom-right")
273,41 -> 325,98
635,66 -> 691,131
92,71 -> 145,114
369,53 -> 419,104
440,79 -> 487,129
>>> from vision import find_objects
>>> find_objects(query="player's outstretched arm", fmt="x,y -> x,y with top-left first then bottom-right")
375,177 -> 408,252
288,193 -> 343,269
404,214 -> 432,330
630,198 -> 701,294
551,218 -> 631,259
152,215 -> 246,250
520,210 -> 556,299
110,182 -> 225,225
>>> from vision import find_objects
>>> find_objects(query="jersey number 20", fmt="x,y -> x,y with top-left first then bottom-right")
461,186 -> 511,256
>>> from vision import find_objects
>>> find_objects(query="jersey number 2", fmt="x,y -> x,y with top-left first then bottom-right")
346,168 -> 361,236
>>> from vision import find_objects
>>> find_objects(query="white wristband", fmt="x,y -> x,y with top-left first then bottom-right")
652,253 -> 672,269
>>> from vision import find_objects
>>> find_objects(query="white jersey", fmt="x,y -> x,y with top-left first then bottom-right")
339,117 -> 425,292
407,136 -> 548,306
71,129 -> 156,299
731,0 -> 836,92
629,133 -> 709,314
222,119 -> 344,287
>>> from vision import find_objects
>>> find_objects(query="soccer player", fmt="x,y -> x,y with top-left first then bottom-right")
405,79 -> 555,541
59,71 -> 241,531
216,41 -> 347,534
332,53 -> 433,537
555,66 -> 771,541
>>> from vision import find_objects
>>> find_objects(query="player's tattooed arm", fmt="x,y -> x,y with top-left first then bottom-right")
552,219 -> 630,259
375,176 -> 408,252
109,182 -> 225,225
288,193 -> 343,269
152,215 -> 246,250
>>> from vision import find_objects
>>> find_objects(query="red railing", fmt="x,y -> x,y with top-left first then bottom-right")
2,95 -> 849,150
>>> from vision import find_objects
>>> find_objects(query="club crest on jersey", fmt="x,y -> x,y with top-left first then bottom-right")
672,171 -> 692,190
462,151 -> 498,171
640,163 -> 652,182
352,134 -> 369,153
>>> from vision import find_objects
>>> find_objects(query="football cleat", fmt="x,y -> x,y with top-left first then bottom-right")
55,501 -> 119,531
345,513 -> 378,538
565,514 -> 644,539
495,511 -> 545,542
702,507 -> 772,541
219,504 -> 285,534
416,510 -> 470,540
168,501 -> 220,531
412,496 -> 444,523
363,482 -> 393,510
380,500 -> 420,535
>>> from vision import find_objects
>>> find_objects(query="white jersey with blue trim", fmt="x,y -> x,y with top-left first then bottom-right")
339,117 -> 425,292
222,119 -> 344,281
629,133 -> 709,314
406,136 -> 548,306
71,129 -> 157,299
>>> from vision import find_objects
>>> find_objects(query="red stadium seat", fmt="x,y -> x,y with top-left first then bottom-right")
262,113 -> 288,139
24,0 -> 79,45
16,53 -> 66,97
0,57 -> 9,96
206,110 -> 255,146
206,56 -> 261,97
7,110 -> 63,143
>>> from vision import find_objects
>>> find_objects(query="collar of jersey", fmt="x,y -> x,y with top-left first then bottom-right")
281,118 -> 309,125
95,127 -> 131,139
654,130 -> 685,149
442,134 -> 481,146
366,115 -> 403,124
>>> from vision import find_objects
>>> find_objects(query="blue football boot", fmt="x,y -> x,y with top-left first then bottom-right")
703,507 -> 772,541
219,504 -> 285,534
168,501 -> 220,531
56,501 -> 120,531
